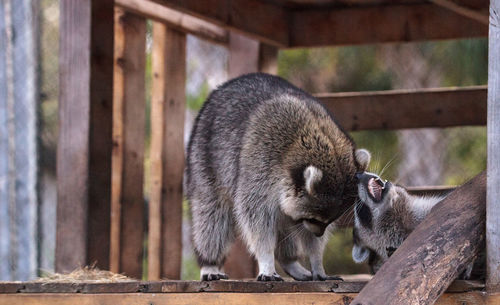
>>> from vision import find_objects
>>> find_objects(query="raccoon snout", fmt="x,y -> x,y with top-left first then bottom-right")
303,219 -> 327,237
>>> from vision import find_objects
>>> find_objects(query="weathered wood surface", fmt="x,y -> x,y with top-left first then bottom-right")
352,171 -> 486,305
406,185 -> 456,197
316,86 -> 486,131
0,0 -> 38,281
223,31 -> 260,279
0,280 -> 483,294
149,0 -> 288,46
149,23 -> 186,280
111,8 -> 146,279
56,0 -> 114,273
289,3 -> 487,47
116,0 -> 228,45
429,0 -> 488,25
0,291 -> 494,305
487,0 -> 500,293
258,43 -> 279,75
147,1 -> 487,47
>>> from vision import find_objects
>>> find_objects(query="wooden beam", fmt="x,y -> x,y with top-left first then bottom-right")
316,86 -> 486,131
429,0 -> 489,25
0,279 -> 484,293
258,44 -> 279,75
111,8 -> 146,279
487,0 -> 500,293
352,172 -> 486,305
290,3 -> 488,47
0,291 -> 492,305
148,0 -> 288,47
149,23 -> 186,280
223,32 -> 259,279
406,185 -> 456,197
115,0 -> 229,45
56,0 -> 114,273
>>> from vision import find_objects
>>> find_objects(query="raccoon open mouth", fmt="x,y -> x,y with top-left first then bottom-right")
368,177 -> 386,201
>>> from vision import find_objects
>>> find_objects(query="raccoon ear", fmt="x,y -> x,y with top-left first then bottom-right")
304,166 -> 322,194
352,244 -> 370,263
355,149 -> 371,171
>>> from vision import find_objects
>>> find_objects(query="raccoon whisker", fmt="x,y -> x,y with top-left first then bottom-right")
378,153 -> 399,178
279,223 -> 304,245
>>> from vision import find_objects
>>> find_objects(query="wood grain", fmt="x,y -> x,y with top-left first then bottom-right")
149,24 -> 186,280
316,86 -> 486,131
115,0 -> 228,45
111,8 -> 147,279
149,0 -> 289,46
0,291 -> 493,305
0,279 -> 484,294
289,3 -> 487,47
487,0 -> 500,293
56,0 -> 114,273
352,172 -> 486,305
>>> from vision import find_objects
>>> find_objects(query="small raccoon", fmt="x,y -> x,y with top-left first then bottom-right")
352,172 -> 480,279
186,73 -> 371,281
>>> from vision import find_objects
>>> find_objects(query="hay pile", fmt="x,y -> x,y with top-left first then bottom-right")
36,266 -> 136,283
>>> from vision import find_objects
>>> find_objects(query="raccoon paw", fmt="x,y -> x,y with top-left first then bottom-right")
312,273 -> 343,281
201,273 -> 229,281
256,273 -> 284,281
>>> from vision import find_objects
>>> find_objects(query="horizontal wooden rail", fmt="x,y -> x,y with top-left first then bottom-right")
0,279 -> 483,293
115,0 -> 229,45
316,86 -> 487,131
406,185 -> 456,197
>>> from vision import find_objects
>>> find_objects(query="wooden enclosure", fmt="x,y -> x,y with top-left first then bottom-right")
1,0 -> 498,304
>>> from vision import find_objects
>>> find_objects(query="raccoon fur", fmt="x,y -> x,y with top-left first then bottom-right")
185,73 -> 371,281
352,172 -> 482,279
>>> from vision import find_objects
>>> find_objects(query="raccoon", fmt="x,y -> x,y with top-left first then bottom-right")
352,172 -> 481,279
185,73 -> 371,281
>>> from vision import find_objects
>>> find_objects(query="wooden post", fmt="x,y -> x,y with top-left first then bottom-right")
149,22 -> 186,280
351,172 -> 486,305
224,32 -> 276,279
487,0 -> 500,293
110,8 -> 146,279
258,44 -> 278,75
56,0 -> 114,273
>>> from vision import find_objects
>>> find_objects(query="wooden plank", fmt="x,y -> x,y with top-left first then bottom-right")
148,0 -> 288,47
223,31 -> 260,279
352,172 -> 486,305
9,0 -> 39,280
111,8 -> 147,279
149,23 -> 186,280
406,185 -> 456,197
487,0 -> 500,293
115,0 -> 228,45
0,291 -> 492,305
429,0 -> 488,25
290,3 -> 488,47
147,21 -> 164,281
0,279 -> 484,294
316,86 -> 487,131
259,43 -> 279,75
56,0 -> 114,273
0,0 -> 11,281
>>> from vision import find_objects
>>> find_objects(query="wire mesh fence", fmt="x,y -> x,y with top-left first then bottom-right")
0,0 -> 487,280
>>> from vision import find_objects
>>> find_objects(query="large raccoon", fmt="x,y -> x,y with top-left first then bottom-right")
185,73 -> 371,281
352,172 -> 482,279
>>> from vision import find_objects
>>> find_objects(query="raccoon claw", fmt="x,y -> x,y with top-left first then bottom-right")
257,273 -> 284,281
313,274 -> 343,281
201,273 -> 229,281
